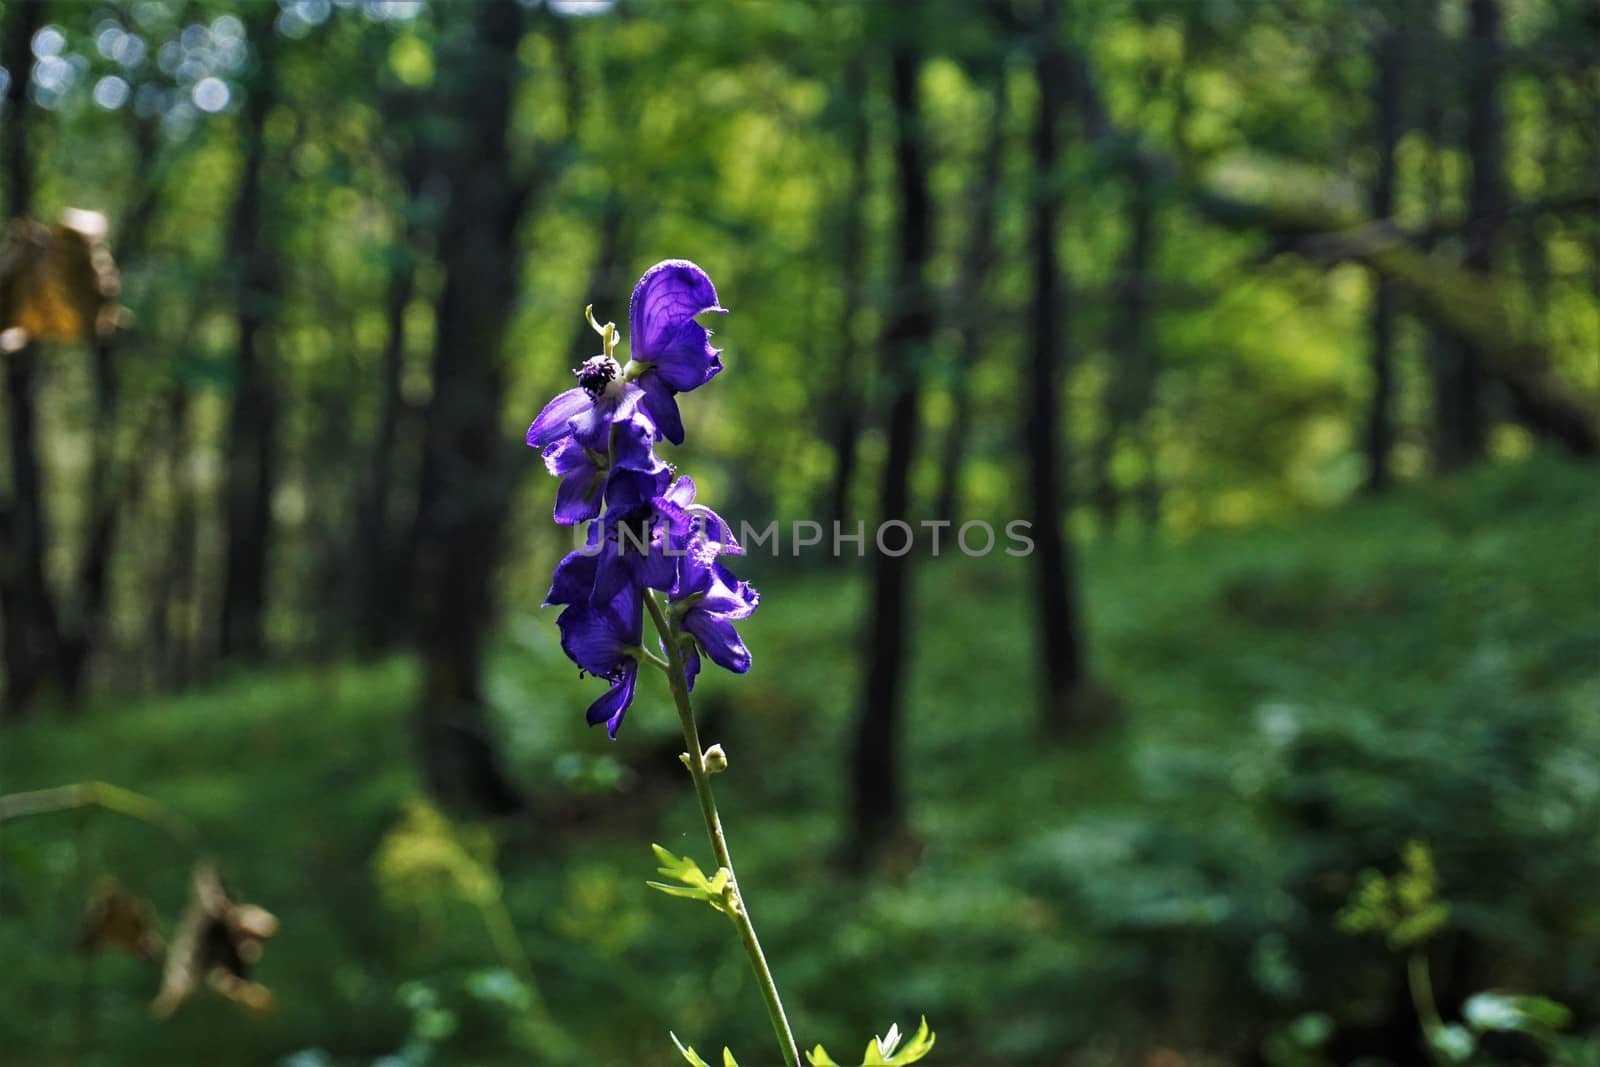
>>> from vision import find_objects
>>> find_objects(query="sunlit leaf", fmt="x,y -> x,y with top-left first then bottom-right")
808,1018 -> 935,1067
670,1032 -> 714,1067
646,843 -> 731,914
1463,991 -> 1572,1038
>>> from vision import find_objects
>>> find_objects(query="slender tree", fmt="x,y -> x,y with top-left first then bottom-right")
1026,0 -> 1093,734
354,101 -> 429,652
823,54 -> 872,549
1432,0 -> 1504,470
1361,19 -> 1403,493
847,16 -> 934,863
409,3 -> 540,813
219,11 -> 286,660
933,67 -> 1008,524
1091,147 -> 1160,531
0,0 -> 61,717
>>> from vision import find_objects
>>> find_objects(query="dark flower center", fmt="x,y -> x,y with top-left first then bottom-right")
574,355 -> 621,397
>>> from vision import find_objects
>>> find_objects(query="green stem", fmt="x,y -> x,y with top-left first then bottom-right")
0,781 -> 199,848
644,591 -> 801,1067
1408,951 -> 1449,1067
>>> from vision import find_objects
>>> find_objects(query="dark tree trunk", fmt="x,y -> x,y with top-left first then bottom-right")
847,37 -> 933,864
0,0 -> 60,718
150,386 -> 198,689
933,72 -> 1008,524
409,1 -> 531,815
355,225 -> 419,651
1027,0 -> 1093,735
1092,152 -> 1159,532
1362,24 -> 1402,494
823,55 -> 872,549
219,17 -> 284,661
58,116 -> 165,702
1433,0 -> 1504,470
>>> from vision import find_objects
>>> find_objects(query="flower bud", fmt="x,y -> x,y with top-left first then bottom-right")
702,744 -> 729,774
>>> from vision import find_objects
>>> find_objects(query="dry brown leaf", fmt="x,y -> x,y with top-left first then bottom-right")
151,863 -> 278,1019
0,208 -> 123,352
79,876 -> 163,960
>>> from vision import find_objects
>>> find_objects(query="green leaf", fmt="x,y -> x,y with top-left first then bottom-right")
808,1018 -> 935,1067
1463,992 -> 1572,1037
671,1032 -> 713,1067
646,844 -> 731,914
722,1049 -> 740,1067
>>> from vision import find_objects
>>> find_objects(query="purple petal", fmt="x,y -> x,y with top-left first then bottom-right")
638,375 -> 685,446
701,562 -> 759,619
542,437 -> 593,478
605,467 -> 670,512
528,389 -> 590,448
663,475 -> 697,509
611,411 -> 660,472
636,540 -> 678,593
592,542 -> 631,606
586,661 -> 639,738
683,611 -> 751,674
554,469 -> 604,525
546,549 -> 599,606
629,260 -> 728,392
680,641 -> 701,693
556,600 -> 627,676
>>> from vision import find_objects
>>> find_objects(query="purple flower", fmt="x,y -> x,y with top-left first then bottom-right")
527,355 -> 659,456
554,561 -> 644,738
628,261 -> 727,445
593,498 -> 678,606
530,260 -> 751,738
534,366 -> 663,525
670,541 -> 759,675
659,475 -> 742,557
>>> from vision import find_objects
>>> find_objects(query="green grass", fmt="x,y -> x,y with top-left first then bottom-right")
2,456 -> 1596,1066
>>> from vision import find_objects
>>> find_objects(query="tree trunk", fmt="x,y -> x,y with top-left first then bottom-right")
409,1 -> 531,815
58,114 -> 165,702
355,228 -> 419,651
0,0 -> 60,718
219,15 -> 285,661
1433,0 -> 1504,470
847,36 -> 933,864
1092,151 -> 1159,532
823,55 -> 872,550
933,71 -> 1007,524
1028,0 -> 1093,735
1362,24 -> 1402,494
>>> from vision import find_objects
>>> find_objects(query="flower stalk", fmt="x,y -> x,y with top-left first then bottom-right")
644,590 -> 801,1067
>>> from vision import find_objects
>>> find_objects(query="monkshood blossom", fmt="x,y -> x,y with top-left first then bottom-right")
528,259 -> 754,738
627,260 -> 728,445
528,261 -> 933,1067
669,540 -> 759,688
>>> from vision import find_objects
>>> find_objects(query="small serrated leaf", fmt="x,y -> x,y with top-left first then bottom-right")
806,1046 -> 839,1067
647,881 -> 712,901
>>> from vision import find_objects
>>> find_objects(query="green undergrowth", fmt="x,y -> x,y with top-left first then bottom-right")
2,456 -> 1596,1065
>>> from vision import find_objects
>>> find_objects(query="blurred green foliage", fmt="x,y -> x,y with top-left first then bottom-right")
2,456 -> 1595,1064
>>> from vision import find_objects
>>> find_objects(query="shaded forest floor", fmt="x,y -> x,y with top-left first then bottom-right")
2,456 -> 1597,1066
